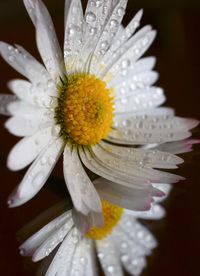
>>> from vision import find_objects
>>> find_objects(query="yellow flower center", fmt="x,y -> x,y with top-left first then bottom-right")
86,201 -> 123,240
55,74 -> 114,146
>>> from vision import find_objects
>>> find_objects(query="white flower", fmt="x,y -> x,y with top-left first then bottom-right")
19,199 -> 166,276
0,0 -> 198,222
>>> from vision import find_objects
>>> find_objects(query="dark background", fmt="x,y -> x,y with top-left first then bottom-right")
0,0 -> 200,275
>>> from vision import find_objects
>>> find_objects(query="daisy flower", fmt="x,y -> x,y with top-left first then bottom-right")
19,199 -> 166,276
0,0 -> 198,221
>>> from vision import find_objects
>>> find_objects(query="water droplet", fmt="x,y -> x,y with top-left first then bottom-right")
71,231 -> 79,243
121,59 -> 130,69
95,0 -> 103,7
40,157 -> 47,166
32,171 -> 45,188
35,136 -> 42,146
7,198 -> 14,206
136,121 -> 143,129
142,37 -> 149,46
89,27 -> 97,35
48,156 -> 55,166
101,41 -> 109,50
8,55 -> 14,62
133,20 -> 139,29
64,47 -> 72,56
110,19 -> 119,28
107,265 -> 115,273
20,249 -> 26,256
8,45 -> 13,51
68,26 -> 76,37
117,7 -> 125,16
121,254 -> 129,262
121,242 -> 128,249
80,257 -> 86,265
122,120 -> 131,127
86,12 -> 96,23
52,125 -> 61,136
121,98 -> 128,104
97,252 -> 104,259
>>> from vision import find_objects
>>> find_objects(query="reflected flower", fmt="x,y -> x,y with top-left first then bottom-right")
0,0 -> 198,224
20,199 -> 166,276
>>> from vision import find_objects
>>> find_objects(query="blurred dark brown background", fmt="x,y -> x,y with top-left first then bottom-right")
1,0 -> 200,275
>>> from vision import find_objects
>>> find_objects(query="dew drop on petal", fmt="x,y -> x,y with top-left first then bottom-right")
89,27 -> 97,35
110,19 -> 119,28
40,157 -> 47,166
121,254 -> 129,262
20,249 -> 26,256
97,252 -> 104,259
117,7 -> 125,16
8,55 -> 14,62
121,59 -> 130,69
107,265 -> 115,273
86,12 -> 96,23
32,171 -> 45,188
96,0 -> 103,7
52,125 -> 61,136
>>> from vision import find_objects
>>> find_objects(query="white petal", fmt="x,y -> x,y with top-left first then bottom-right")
0,42 -> 50,83
99,141 -> 184,169
0,94 -> 17,116
91,144 -> 183,185
108,116 -> 198,145
7,100 -> 48,119
118,220 -> 156,276
94,178 -> 152,211
155,139 -> 200,154
8,138 -> 64,207
20,211 -> 71,255
7,126 -> 57,171
111,71 -> 158,93
5,116 -> 52,137
96,237 -> 124,276
32,217 -> 73,262
114,87 -> 166,113
103,9 -> 143,60
153,183 -> 172,202
63,146 -> 102,215
119,215 -> 157,250
89,0 -> 128,73
83,240 -> 98,276
69,239 -> 97,276
125,204 -> 166,220
8,79 -> 56,108
112,220 -> 153,276
112,229 -> 148,275
23,0 -> 65,81
64,0 -> 83,70
100,26 -> 156,78
79,147 -> 150,188
107,56 -> 156,87
46,227 -> 80,276
79,0 -> 125,73
72,209 -> 103,235
131,107 -> 175,116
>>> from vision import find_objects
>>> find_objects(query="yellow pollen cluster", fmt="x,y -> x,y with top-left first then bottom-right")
86,201 -> 123,240
63,74 -> 114,146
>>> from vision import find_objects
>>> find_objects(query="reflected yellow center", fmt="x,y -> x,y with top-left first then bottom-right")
86,201 -> 123,240
56,74 -> 114,146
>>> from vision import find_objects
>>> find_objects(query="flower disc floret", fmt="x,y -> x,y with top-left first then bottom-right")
86,201 -> 123,240
56,74 -> 114,146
